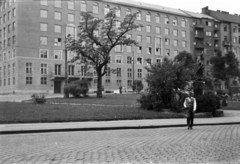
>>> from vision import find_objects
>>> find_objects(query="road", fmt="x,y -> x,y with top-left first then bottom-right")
0,125 -> 240,164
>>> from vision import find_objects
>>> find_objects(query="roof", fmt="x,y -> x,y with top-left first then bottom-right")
208,10 -> 240,24
181,10 -> 219,21
102,0 -> 189,17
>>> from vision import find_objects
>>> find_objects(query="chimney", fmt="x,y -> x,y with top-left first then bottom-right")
217,10 -> 221,12
202,6 -> 209,14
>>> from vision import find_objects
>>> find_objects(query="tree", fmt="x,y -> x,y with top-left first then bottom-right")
211,51 -> 240,98
66,9 -> 142,98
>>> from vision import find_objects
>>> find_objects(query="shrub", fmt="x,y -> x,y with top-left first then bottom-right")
64,79 -> 91,98
137,93 -> 163,111
31,94 -> 46,104
195,91 -> 220,116
132,80 -> 143,93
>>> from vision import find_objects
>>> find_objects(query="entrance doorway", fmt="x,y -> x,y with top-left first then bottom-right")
54,81 -> 61,93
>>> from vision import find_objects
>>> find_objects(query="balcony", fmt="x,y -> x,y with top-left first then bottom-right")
194,33 -> 204,38
194,24 -> 204,29
222,40 -> 231,46
194,42 -> 204,49
214,34 -> 220,40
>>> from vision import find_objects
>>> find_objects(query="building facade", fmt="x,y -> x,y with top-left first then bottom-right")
0,0 -> 191,94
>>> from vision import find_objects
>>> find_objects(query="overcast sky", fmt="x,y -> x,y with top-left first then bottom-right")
135,0 -> 240,15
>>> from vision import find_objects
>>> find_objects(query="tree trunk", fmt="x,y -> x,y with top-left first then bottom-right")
96,68 -> 103,98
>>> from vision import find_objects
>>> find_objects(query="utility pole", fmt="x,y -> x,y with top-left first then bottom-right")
132,50 -> 135,91
64,36 -> 69,98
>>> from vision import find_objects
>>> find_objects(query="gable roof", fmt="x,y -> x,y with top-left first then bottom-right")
207,10 -> 240,24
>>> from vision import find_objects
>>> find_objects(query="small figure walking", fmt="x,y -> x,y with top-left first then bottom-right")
222,92 -> 228,107
183,91 -> 197,130
119,85 -> 122,94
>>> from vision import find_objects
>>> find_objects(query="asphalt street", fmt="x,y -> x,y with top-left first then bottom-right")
0,125 -> 240,164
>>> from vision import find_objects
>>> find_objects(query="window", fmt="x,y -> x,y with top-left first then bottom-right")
12,35 -> 16,45
126,34 -> 131,39
206,21 -> 211,26
181,19 -> 186,27
40,10 -> 48,18
55,64 -> 61,75
12,8 -> 16,17
156,27 -> 160,34
127,68 -> 132,78
223,25 -> 227,32
173,17 -> 177,26
117,68 -> 121,77
136,11 -> 141,20
8,64 -> 11,76
7,24 -> 11,33
41,64 -> 47,75
165,28 -> 169,35
93,3 -> 98,14
54,12 -> 61,20
12,63 -> 15,76
68,65 -> 74,75
146,12 -> 151,22
182,31 -> 186,37
137,69 -> 142,78
137,35 -> 142,42
115,45 -> 123,52
156,37 -> 161,45
8,11 -> 11,20
8,51 -> 11,59
127,56 -> 132,64
174,50 -> 178,56
233,26 -> 237,33
137,46 -> 142,53
40,49 -> 48,58
54,0 -> 61,8
136,25 -> 141,31
54,25 -> 61,33
26,63 -> 32,74
126,8 -> 131,15
40,0 -> 47,5
115,7 -> 121,17
146,58 -> 152,65
127,80 -> 132,87
66,25 -> 76,39
104,5 -> 110,15
164,15 -> 169,24
12,22 -> 16,31
41,77 -> 47,85
3,14 -> 6,23
68,0 -> 74,10
146,36 -> 151,43
54,38 -> 61,46
156,14 -> 160,23
137,57 -> 142,64
182,41 -> 186,47
147,47 -> 152,54
80,1 -> 87,12
105,67 -> 110,77
68,14 -> 74,22
115,21 -> 121,28
115,55 -> 122,63
156,58 -> 162,63
12,49 -> 16,57
173,40 -> 178,47
165,49 -> 170,56
40,37 -> 47,45
26,77 -> 32,84
7,38 -> 11,47
165,38 -> 170,45
105,79 -> 110,85
173,29 -> 178,36
54,50 -> 62,59
146,25 -> 151,32
40,23 -> 47,31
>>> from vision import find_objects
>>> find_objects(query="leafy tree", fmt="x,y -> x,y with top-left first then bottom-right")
211,51 -> 240,98
66,9 -> 142,98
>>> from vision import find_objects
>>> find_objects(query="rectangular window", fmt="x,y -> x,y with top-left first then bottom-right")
105,79 -> 110,86
114,45 -> 123,52
54,50 -> 62,59
173,29 -> 178,36
12,22 -> 16,31
106,67 -> 110,77
12,63 -> 15,76
93,3 -> 98,13
54,25 -> 61,33
54,12 -> 61,20
137,46 -> 142,53
182,31 -> 186,37
26,77 -> 32,84
40,10 -> 48,18
54,0 -> 61,8
127,68 -> 132,78
41,77 -> 47,85
40,23 -> 47,31
55,64 -> 61,75
40,49 -> 48,58
40,37 -> 47,45
146,58 -> 152,65
137,57 -> 142,64
13,77 -> 15,85
8,64 -> 11,76
156,15 -> 160,23
54,38 -> 61,46
40,0 -> 47,5
68,1 -> 74,10
137,35 -> 142,42
146,25 -> 151,32
165,28 -> 169,35
7,38 -> 11,47
12,8 -> 16,17
68,14 -> 75,22
165,38 -> 170,45
127,56 -> 132,64
80,1 -> 87,11
126,46 -> 132,52
117,68 -> 121,77
137,26 -> 141,31
156,27 -> 160,34
182,41 -> 186,48
115,55 -> 122,63
156,58 -> 162,63
8,24 -> 11,33
137,69 -> 142,78
127,80 -> 132,87
146,36 -> 151,43
147,47 -> 152,55
12,35 -> 16,45
66,25 -> 76,39
165,49 -> 170,56
173,40 -> 178,47
68,65 -> 75,75
41,64 -> 47,75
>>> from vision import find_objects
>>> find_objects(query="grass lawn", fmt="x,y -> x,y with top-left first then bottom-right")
0,94 -> 183,124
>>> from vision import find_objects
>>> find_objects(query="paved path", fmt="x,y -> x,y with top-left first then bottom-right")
0,125 -> 240,164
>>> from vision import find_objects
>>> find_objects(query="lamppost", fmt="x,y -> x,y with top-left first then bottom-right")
64,36 -> 69,98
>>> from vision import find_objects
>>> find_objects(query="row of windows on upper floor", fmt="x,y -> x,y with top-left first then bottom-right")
39,0 -> 188,27
223,25 -> 240,33
0,21 -> 16,39
0,35 -> 16,50
0,8 -> 16,25
0,0 -> 16,11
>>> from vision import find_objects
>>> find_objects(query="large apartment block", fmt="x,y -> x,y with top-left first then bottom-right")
0,0 -> 191,94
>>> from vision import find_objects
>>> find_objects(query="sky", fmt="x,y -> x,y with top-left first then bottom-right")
135,0 -> 240,15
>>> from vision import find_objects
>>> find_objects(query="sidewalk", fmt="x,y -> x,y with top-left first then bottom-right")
1,110 -> 240,134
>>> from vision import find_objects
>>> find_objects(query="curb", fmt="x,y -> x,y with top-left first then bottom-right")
1,122 -> 240,135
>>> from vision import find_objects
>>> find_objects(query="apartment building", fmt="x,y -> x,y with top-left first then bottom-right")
202,6 -> 240,60
0,0 -> 191,94
181,10 -> 220,77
